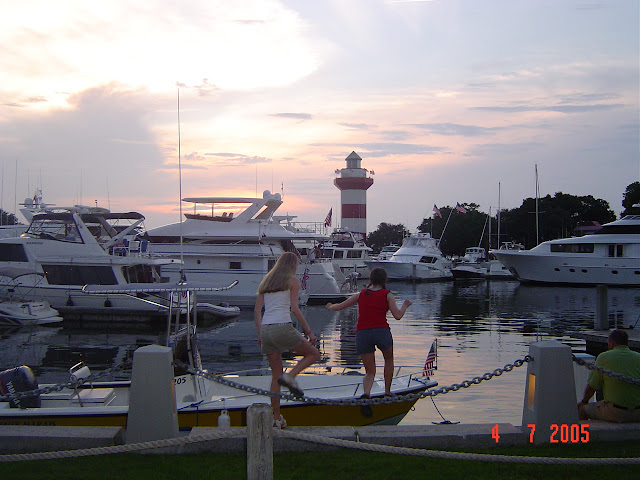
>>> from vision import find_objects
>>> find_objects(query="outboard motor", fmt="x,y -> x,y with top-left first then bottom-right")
0,366 -> 41,408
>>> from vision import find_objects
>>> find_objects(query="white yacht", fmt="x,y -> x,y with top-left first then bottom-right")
146,191 -> 345,307
491,215 -> 640,286
364,232 -> 453,281
0,206 -> 181,321
319,228 -> 373,276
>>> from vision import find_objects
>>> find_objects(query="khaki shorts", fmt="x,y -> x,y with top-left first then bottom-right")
583,400 -> 640,423
261,323 -> 305,355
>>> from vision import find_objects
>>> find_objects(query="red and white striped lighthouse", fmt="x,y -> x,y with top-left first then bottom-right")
334,151 -> 373,239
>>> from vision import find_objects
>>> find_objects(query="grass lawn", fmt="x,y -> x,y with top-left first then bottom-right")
3,440 -> 639,480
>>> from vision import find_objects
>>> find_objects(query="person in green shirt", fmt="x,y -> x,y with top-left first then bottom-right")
578,329 -> 640,423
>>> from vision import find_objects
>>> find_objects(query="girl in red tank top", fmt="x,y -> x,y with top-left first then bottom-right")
326,268 -> 412,409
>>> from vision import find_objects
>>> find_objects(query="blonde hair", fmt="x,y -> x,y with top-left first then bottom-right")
257,252 -> 299,294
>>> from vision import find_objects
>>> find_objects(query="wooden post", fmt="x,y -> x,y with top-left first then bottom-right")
595,285 -> 608,330
247,403 -> 273,480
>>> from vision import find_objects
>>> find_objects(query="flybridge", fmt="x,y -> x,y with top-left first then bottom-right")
181,191 -> 284,223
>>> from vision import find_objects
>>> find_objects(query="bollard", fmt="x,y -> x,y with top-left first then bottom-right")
247,403 -> 273,480
126,345 -> 179,444
522,341 -> 578,444
595,285 -> 608,330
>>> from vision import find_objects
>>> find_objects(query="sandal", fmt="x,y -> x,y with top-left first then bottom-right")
273,416 -> 287,429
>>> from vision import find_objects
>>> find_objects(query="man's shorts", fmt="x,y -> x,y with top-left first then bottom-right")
261,323 -> 305,355
583,400 -> 640,423
355,327 -> 393,355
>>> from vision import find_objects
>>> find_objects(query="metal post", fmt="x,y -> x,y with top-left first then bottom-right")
247,403 -> 273,480
595,285 -> 608,330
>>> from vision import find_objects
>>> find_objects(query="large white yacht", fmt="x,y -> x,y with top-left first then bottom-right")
364,232 -> 453,281
145,191 -> 345,307
491,215 -> 640,286
0,206 -> 181,321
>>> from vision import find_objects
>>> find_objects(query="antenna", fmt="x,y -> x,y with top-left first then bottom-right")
178,88 -> 185,281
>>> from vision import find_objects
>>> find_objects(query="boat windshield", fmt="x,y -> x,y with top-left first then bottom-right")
25,215 -> 83,244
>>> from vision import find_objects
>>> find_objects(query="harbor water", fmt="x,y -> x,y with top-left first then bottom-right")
2,281 -> 639,427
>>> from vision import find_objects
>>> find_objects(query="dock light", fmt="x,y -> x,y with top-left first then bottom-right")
526,373 -> 535,410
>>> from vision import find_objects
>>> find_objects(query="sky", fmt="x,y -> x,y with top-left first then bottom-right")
1,0 -> 638,233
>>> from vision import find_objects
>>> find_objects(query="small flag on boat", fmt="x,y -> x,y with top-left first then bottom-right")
455,202 -> 467,214
422,341 -> 437,377
301,267 -> 310,290
324,208 -> 332,227
433,204 -> 442,218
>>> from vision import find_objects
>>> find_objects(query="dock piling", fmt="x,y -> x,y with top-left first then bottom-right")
595,285 -> 608,330
522,341 -> 579,444
126,345 -> 179,444
247,403 -> 273,480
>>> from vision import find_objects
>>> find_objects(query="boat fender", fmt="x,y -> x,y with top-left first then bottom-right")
218,409 -> 231,428
0,365 -> 41,409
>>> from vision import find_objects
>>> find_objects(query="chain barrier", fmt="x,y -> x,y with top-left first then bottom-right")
0,356 -> 531,406
0,360 -> 133,403
572,355 -> 640,386
175,355 -> 532,406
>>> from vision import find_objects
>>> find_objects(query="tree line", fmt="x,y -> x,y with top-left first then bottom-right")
367,182 -> 640,257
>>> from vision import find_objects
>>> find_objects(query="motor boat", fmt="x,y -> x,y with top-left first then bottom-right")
0,205 -> 184,321
364,232 -> 452,281
0,267 -> 62,325
0,283 -> 437,428
146,191 -> 346,307
491,215 -> 640,286
318,228 -> 373,276
451,246 -> 515,280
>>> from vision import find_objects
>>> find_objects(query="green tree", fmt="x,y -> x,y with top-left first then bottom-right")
621,182 -> 640,216
418,203 -> 487,257
499,192 -> 615,248
0,209 -> 19,225
367,223 -> 409,253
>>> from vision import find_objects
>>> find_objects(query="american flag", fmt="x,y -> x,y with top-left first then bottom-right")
455,202 -> 467,214
422,341 -> 437,377
300,267 -> 310,290
433,204 -> 442,218
324,208 -> 332,227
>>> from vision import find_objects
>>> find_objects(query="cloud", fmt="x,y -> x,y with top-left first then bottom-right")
338,122 -> 377,130
408,123 -> 502,136
203,153 -> 272,166
269,113 -> 313,121
312,142 -> 445,158
472,104 -> 624,114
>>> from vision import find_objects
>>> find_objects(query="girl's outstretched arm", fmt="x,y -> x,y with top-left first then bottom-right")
325,291 -> 360,311
387,292 -> 412,319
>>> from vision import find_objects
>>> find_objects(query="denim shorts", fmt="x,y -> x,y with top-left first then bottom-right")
355,328 -> 393,355
261,323 -> 305,355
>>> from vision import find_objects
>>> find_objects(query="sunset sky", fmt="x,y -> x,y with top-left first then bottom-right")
1,0 -> 638,233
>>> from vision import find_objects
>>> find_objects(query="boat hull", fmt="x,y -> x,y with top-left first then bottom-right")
493,251 -> 640,286
0,374 -> 432,428
365,260 -> 452,282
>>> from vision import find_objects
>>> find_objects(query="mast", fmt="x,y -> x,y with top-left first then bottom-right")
497,182 -> 501,249
535,164 -> 539,245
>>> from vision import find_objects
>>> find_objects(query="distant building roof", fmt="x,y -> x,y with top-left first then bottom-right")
574,221 -> 601,235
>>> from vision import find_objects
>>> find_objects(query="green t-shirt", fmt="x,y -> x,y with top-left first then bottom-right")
588,345 -> 640,407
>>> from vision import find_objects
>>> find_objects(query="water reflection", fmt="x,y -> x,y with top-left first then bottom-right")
2,281 -> 639,425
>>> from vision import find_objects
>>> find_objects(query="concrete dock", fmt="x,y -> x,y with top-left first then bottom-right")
572,328 -> 640,356
1,422 -> 639,455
